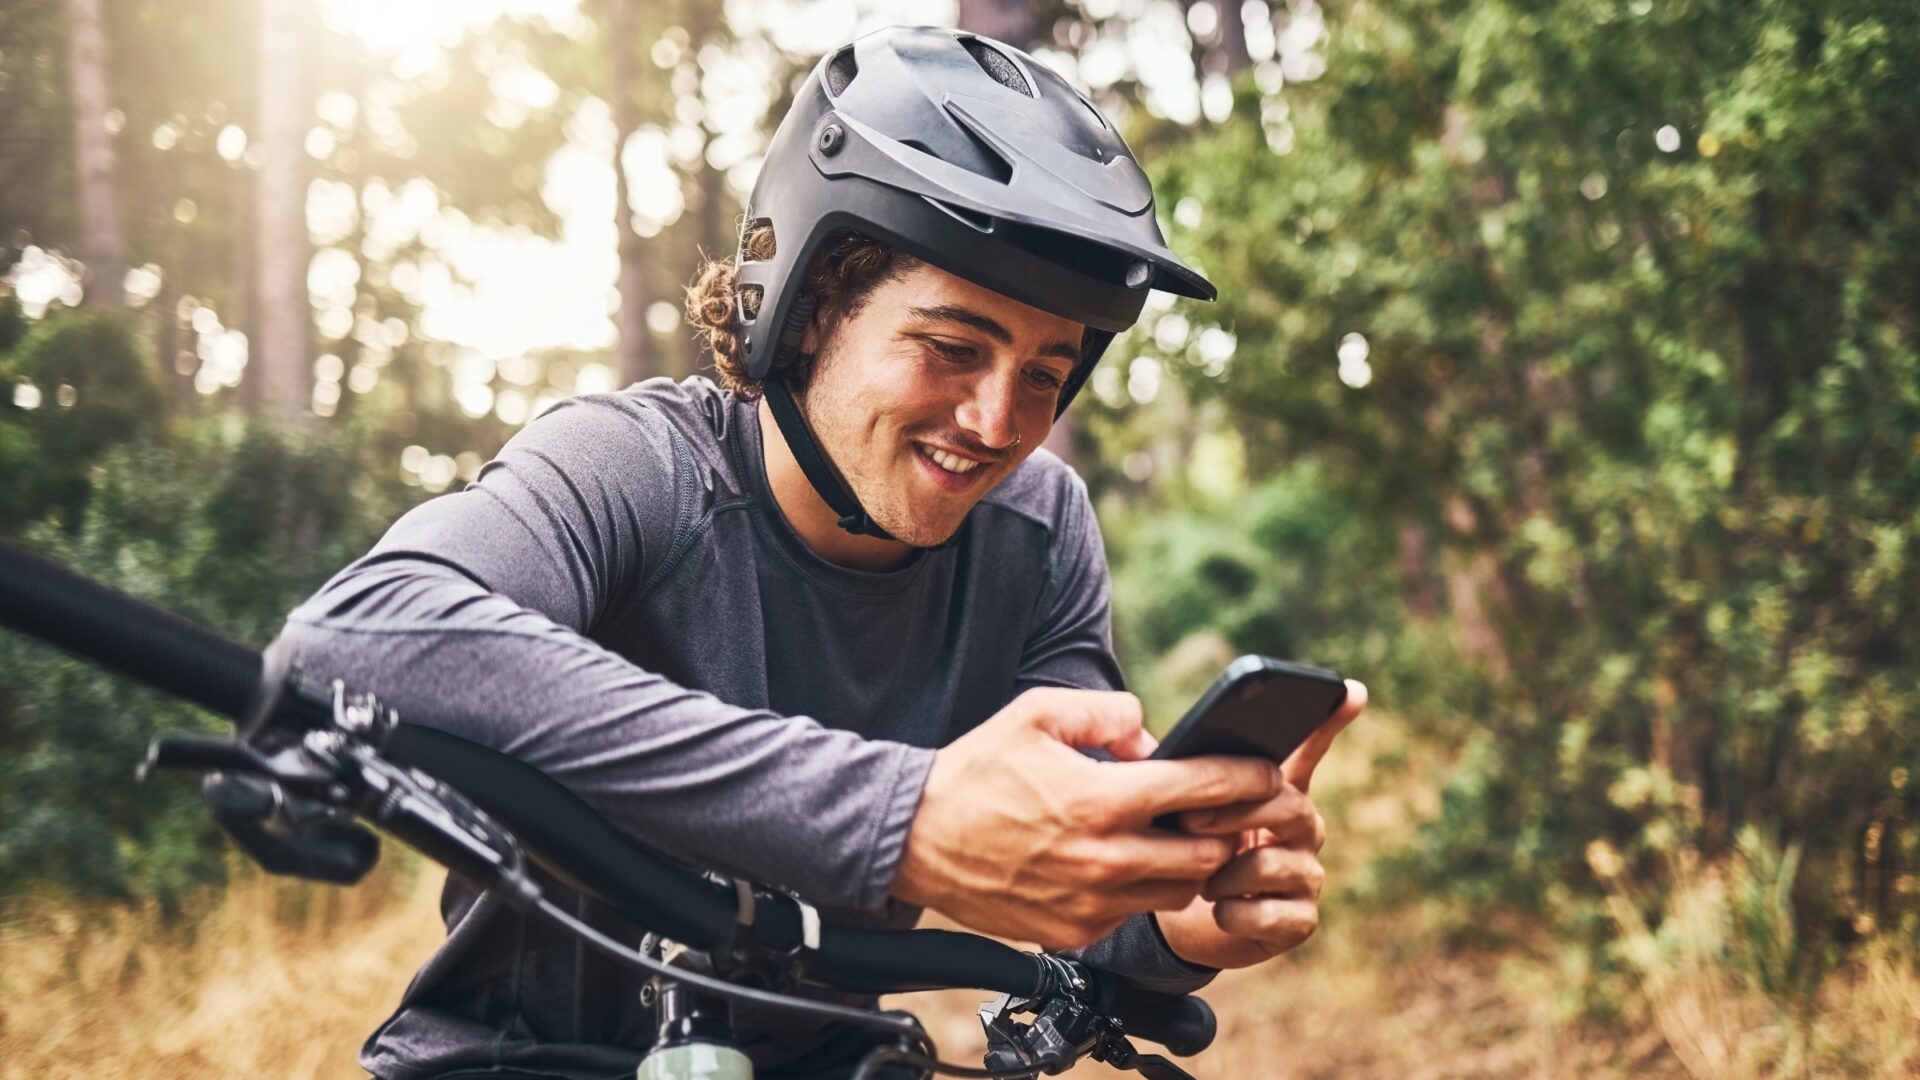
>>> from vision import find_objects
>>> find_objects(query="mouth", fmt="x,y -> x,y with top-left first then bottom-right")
912,441 -> 992,492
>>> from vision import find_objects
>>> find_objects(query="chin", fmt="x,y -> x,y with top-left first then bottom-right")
878,511 -> 965,548
866,491 -> 980,547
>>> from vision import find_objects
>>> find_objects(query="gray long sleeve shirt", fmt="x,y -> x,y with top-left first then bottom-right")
276,377 -> 1215,1079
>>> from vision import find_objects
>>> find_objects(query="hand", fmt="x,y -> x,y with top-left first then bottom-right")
1155,679 -> 1367,969
892,687 -> 1284,950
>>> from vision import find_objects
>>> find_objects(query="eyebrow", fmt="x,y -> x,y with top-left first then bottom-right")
906,303 -> 1082,364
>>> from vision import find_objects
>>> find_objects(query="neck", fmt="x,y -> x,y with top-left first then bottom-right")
757,397 -> 913,572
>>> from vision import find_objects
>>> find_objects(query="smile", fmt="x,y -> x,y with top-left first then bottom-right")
912,441 -> 993,493
916,442 -> 984,474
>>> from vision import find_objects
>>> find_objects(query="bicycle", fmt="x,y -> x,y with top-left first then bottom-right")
0,540 -> 1217,1080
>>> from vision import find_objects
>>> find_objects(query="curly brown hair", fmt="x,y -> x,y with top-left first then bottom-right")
684,221 -> 919,398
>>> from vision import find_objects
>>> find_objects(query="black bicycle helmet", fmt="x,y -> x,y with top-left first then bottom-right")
738,24 -> 1215,541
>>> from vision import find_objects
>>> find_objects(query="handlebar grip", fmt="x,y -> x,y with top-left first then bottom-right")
0,541 -> 262,721
1101,978 -> 1216,1057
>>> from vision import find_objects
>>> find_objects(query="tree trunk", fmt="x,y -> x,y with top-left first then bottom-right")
1213,0 -> 1251,77
957,0 -> 1034,47
608,0 -> 655,389
254,0 -> 313,427
1183,0 -> 1252,85
65,0 -> 124,307
681,0 -> 728,380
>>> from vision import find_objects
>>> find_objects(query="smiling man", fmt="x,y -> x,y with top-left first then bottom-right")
279,25 -> 1365,1080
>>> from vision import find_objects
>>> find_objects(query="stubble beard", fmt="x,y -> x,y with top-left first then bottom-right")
796,375 -> 973,549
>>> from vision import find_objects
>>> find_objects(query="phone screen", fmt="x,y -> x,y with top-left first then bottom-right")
1144,657 -> 1347,830
1149,656 -> 1347,765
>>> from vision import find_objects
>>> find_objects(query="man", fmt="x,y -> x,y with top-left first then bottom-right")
280,26 -> 1366,1079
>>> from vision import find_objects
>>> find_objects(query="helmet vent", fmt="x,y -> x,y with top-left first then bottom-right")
740,217 -> 777,260
737,284 -> 765,322
961,38 -> 1033,97
926,197 -> 994,232
904,133 -> 1012,185
825,46 -> 858,96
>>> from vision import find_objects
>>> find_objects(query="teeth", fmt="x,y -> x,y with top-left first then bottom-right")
921,445 -> 980,474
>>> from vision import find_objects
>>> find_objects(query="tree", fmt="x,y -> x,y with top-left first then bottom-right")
249,0 -> 313,427
63,0 -> 124,306
607,0 -> 659,387
958,0 -> 1035,47
1136,0 -> 1920,950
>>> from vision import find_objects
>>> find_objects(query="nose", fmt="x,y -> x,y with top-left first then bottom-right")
954,367 -> 1022,452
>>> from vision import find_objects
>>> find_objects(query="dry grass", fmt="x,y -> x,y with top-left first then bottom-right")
4,714 -> 1917,1079
0,862 -> 440,1079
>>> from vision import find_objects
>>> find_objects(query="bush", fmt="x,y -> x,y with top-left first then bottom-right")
0,425 -> 418,909
1107,0 -> 1920,973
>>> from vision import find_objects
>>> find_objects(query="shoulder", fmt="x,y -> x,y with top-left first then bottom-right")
538,375 -> 733,443
975,447 -> 1099,548
522,375 -> 747,492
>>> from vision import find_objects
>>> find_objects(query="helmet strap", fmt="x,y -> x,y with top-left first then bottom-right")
761,375 -> 901,543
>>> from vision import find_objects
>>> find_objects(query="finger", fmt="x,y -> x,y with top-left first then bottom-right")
1091,833 -> 1240,884
1201,846 -> 1325,902
1106,755 -> 1283,821
1213,896 -> 1320,945
1106,878 -> 1211,915
1024,688 -> 1156,761
1176,782 -> 1315,841
1281,679 -> 1367,794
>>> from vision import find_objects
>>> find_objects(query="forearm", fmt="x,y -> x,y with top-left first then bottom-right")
278,554 -> 934,913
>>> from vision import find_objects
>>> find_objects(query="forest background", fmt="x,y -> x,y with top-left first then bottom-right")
1,0 -> 1917,1076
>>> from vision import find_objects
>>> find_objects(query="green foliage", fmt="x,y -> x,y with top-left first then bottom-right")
0,312 -> 421,909
0,310 -> 160,529
1103,0 -> 1920,979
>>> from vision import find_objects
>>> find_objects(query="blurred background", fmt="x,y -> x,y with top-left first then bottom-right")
2,0 -> 1917,1076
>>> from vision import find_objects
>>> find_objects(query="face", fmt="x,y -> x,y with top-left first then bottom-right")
796,262 -> 1085,547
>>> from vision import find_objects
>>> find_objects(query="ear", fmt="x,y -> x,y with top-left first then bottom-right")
800,316 -> 822,356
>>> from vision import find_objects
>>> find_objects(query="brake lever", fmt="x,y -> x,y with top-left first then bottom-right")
140,733 -> 339,795
1129,1054 -> 1197,1080
1089,1033 -> 1197,1080
140,731 -> 381,885
138,733 -> 276,783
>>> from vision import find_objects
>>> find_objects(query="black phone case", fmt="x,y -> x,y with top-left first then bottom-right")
1148,656 -> 1346,827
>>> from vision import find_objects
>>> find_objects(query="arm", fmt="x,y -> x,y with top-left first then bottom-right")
276,394 -> 931,913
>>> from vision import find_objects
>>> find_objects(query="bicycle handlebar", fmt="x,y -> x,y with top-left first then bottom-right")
0,540 -> 1217,1059
0,540 -> 264,719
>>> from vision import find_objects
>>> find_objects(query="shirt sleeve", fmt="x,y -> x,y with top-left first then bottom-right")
275,393 -> 933,914
1012,467 -> 1221,995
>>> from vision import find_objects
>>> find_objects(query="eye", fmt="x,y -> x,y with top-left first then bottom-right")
923,338 -> 976,363
1025,366 -> 1067,392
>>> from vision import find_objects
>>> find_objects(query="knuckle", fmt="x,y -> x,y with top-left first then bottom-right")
1083,849 -> 1128,888
1071,791 -> 1123,831
1196,761 -> 1253,805
1067,892 -> 1107,923
1258,846 -> 1292,877
1307,860 -> 1328,896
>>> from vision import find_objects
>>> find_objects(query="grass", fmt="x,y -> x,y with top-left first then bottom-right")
3,715 -> 1917,1078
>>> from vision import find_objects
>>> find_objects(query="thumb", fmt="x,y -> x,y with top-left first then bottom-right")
1281,679 -> 1367,794
1023,688 -> 1156,762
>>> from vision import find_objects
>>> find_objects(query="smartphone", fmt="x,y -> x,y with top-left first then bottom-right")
1149,655 -> 1347,826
